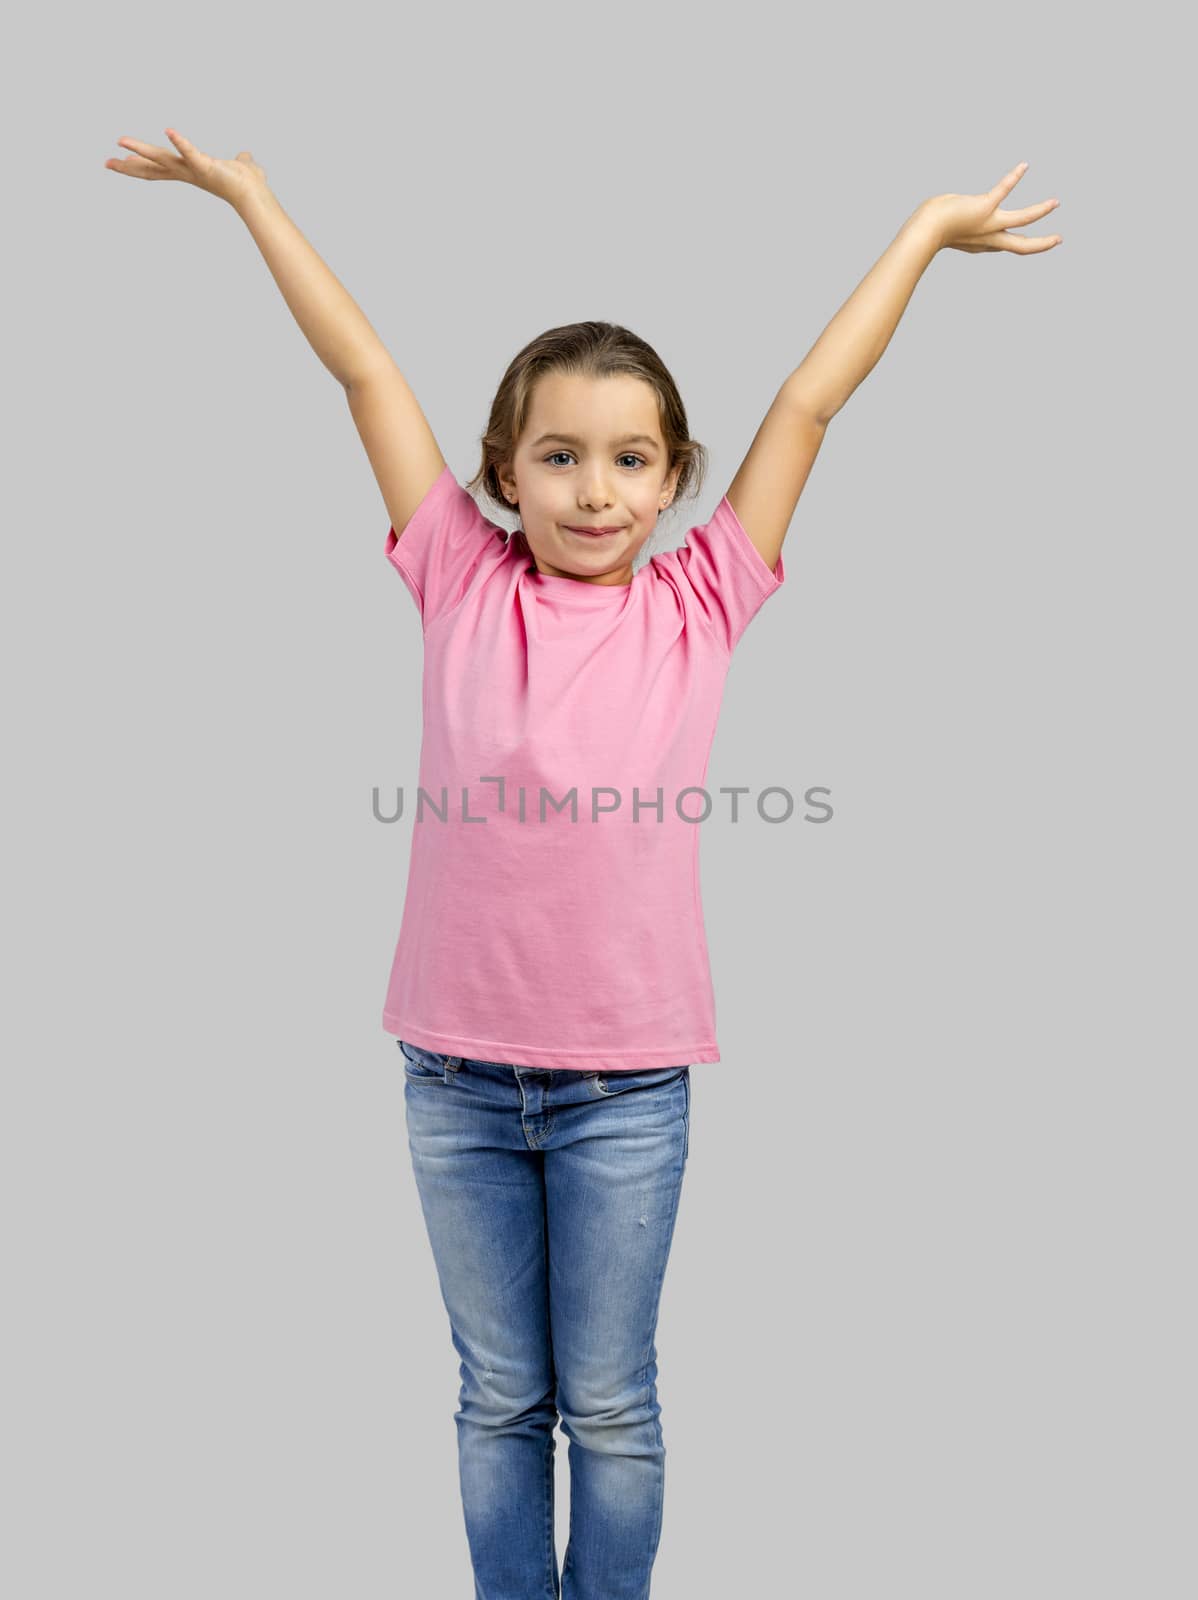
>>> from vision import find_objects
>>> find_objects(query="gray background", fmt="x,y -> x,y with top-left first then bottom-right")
5,1 -> 1193,1595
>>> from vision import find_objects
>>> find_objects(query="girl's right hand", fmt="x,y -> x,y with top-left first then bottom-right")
104,129 -> 270,210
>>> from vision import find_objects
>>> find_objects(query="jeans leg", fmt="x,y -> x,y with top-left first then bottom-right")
404,1062 -> 560,1600
544,1068 -> 691,1600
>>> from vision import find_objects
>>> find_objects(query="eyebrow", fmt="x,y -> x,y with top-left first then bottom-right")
531,432 -> 660,450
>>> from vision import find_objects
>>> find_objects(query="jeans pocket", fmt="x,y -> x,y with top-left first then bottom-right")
398,1040 -> 448,1080
592,1064 -> 690,1097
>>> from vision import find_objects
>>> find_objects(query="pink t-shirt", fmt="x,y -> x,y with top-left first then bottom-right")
381,465 -> 785,1071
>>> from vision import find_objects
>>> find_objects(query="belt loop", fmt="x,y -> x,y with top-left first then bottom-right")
445,1057 -> 462,1072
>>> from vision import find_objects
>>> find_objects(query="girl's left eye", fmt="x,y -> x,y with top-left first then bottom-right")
545,451 -> 646,470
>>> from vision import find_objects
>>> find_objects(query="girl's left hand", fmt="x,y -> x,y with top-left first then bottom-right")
919,162 -> 1062,254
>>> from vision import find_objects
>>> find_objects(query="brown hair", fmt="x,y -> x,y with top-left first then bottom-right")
464,320 -> 708,559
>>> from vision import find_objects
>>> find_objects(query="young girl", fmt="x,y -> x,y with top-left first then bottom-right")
106,131 -> 1061,1598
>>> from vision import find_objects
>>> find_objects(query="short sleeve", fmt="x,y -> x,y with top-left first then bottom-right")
384,465 -> 513,631
664,493 -> 786,653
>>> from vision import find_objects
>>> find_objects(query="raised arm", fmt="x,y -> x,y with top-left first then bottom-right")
725,162 -> 1062,572
105,128 -> 445,536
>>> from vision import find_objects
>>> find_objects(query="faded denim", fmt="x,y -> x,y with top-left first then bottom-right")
399,1040 -> 692,1600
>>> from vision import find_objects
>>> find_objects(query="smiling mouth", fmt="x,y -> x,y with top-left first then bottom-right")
565,525 -> 626,538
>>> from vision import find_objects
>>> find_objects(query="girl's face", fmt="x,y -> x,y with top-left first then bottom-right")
498,372 -> 681,586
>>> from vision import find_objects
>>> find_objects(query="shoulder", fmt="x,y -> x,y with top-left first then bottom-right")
645,496 -> 785,652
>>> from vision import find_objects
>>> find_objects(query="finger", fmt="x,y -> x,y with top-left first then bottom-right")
164,129 -> 202,164
105,151 -> 171,179
998,198 -> 1061,228
112,136 -> 177,169
990,160 -> 1029,200
998,230 -> 1062,253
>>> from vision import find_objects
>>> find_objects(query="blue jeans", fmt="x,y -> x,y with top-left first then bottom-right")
399,1040 -> 692,1600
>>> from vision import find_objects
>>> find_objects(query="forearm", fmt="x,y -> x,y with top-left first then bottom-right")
782,207 -> 941,426
234,187 -> 391,390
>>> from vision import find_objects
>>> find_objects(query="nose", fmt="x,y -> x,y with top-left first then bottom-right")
578,469 -> 615,511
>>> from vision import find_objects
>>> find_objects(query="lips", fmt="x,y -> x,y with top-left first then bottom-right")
565,525 -> 625,537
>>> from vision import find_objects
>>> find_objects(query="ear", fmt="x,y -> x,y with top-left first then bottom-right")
660,463 -> 683,510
